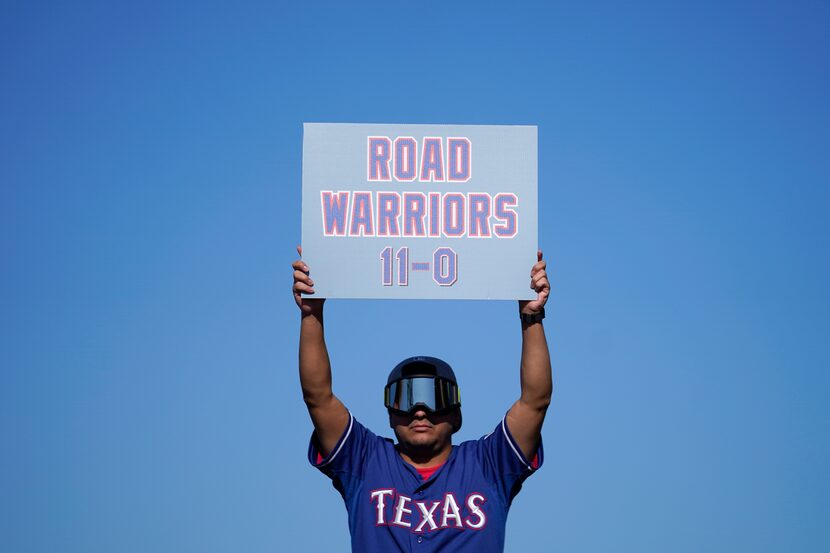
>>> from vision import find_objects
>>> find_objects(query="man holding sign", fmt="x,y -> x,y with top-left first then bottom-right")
291,246 -> 551,552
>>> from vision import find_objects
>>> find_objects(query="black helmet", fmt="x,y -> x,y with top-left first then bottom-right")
385,356 -> 462,431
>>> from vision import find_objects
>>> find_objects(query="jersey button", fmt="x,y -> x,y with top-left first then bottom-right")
417,536 -> 423,544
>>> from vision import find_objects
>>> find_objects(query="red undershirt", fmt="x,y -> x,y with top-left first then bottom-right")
415,453 -> 537,479
317,453 -> 538,473
416,463 -> 443,480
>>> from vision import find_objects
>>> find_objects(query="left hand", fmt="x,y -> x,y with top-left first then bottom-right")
519,250 -> 549,315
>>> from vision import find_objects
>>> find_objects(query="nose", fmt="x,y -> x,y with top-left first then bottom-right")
411,409 -> 428,419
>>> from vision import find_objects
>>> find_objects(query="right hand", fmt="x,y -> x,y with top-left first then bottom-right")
292,246 -> 325,315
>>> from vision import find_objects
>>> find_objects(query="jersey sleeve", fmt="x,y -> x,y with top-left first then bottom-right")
307,412 -> 376,497
477,414 -> 544,504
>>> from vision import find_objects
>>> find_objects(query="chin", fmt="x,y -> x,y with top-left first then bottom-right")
397,432 -> 433,448
405,435 -> 434,447
413,432 -> 452,451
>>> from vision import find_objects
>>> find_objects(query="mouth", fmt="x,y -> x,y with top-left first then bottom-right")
410,424 -> 432,432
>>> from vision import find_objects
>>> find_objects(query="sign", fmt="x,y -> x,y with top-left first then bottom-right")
301,123 -> 537,300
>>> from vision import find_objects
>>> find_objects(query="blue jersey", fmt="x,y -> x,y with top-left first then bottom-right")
308,412 -> 543,552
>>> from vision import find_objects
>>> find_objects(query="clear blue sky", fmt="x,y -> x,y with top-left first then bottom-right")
2,1 -> 828,551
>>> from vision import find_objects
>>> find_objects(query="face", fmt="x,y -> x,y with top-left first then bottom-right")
389,408 -> 460,452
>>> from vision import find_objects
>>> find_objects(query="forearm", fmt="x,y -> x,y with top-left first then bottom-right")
518,320 -> 552,411
298,309 -> 348,455
506,318 -> 552,460
299,311 -> 334,408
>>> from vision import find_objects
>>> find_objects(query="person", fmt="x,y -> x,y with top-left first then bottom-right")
291,246 -> 552,552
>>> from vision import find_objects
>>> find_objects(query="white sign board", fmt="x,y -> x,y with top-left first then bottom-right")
302,123 -> 537,300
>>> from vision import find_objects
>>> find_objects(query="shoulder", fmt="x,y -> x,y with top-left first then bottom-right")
464,416 -> 542,472
454,418 -> 504,449
310,413 -> 390,470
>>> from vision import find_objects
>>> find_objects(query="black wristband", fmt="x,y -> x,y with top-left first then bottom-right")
520,308 -> 545,324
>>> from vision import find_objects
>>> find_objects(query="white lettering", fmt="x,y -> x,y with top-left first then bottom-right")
392,494 -> 413,528
440,493 -> 463,528
370,489 -> 393,525
413,501 -> 440,533
464,493 -> 487,529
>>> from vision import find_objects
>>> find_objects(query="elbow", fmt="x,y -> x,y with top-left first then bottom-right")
535,393 -> 553,412
521,381 -> 553,413
520,391 -> 552,413
302,388 -> 334,411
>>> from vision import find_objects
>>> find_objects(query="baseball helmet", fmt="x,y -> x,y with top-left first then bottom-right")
385,356 -> 462,431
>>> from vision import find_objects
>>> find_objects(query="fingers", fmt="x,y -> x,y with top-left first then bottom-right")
530,249 -> 547,278
292,245 -> 309,275
526,281 -> 550,312
293,246 -> 308,272
293,273 -> 316,309
294,268 -> 314,286
530,258 -> 549,303
292,246 -> 325,312
292,247 -> 315,301
294,281 -> 315,295
294,267 -> 315,298
530,269 -> 548,291
529,250 -> 549,298
292,259 -> 309,273
520,250 -> 550,314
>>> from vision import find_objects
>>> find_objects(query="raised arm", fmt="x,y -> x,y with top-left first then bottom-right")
293,246 -> 349,456
506,250 -> 553,460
